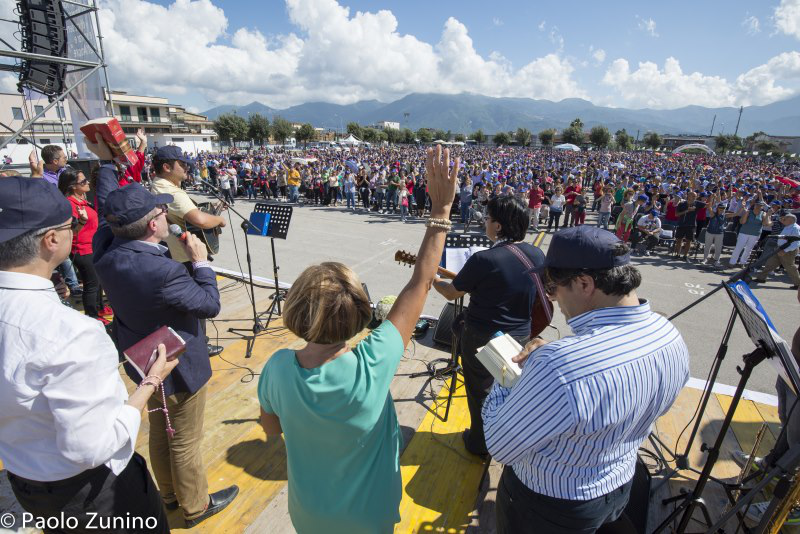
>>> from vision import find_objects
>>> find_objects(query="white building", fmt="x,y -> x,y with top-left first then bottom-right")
0,90 -> 216,164
376,121 -> 400,130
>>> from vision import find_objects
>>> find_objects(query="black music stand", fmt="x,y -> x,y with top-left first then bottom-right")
228,203 -> 294,358
653,282 -> 800,534
411,233 -> 492,421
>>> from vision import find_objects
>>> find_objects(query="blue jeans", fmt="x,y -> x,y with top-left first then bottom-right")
246,184 -> 255,199
58,257 -> 79,290
288,185 -> 299,203
374,190 -> 384,211
598,212 -> 611,229
386,189 -> 398,212
346,191 -> 356,208
400,204 -> 408,221
460,202 -> 471,223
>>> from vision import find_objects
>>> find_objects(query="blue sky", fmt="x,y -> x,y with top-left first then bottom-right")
81,0 -> 800,111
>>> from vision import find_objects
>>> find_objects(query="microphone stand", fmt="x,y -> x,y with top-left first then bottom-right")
197,178 -> 269,358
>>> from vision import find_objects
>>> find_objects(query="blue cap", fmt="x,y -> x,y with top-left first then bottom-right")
533,226 -> 630,273
154,145 -> 192,164
104,183 -> 173,227
0,176 -> 73,243
637,194 -> 649,202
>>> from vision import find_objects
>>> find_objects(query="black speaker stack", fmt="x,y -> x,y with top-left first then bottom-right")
16,0 -> 68,98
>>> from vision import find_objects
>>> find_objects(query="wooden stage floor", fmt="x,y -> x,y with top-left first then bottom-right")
0,275 -> 794,533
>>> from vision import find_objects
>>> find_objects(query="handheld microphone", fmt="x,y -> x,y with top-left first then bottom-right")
767,234 -> 800,242
169,224 -> 187,241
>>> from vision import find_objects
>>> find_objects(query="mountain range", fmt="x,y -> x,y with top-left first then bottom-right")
202,93 -> 800,137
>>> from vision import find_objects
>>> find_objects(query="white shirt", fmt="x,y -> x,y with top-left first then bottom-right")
0,271 -> 140,481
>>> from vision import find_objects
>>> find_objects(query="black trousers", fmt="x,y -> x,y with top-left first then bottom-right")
460,325 -> 527,453
496,466 -> 634,534
8,452 -> 169,534
71,252 -> 102,317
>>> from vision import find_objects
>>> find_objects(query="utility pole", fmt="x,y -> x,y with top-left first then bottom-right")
709,114 -> 716,136
734,106 -> 743,137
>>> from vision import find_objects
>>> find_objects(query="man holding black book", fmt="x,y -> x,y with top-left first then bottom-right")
93,183 -> 238,528
0,176 -> 177,532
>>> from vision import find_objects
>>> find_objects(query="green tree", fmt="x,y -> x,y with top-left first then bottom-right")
346,122 -> 363,139
470,129 -> 486,144
432,129 -> 448,141
416,128 -> 433,143
385,127 -> 402,144
453,133 -> 466,142
569,118 -> 584,130
247,113 -> 270,146
514,127 -> 533,147
756,140 -> 779,153
643,132 -> 663,150
295,123 -> 317,147
589,126 -> 611,149
493,131 -> 511,145
614,129 -> 633,151
213,113 -> 248,147
271,116 -> 293,145
362,128 -> 380,143
538,128 -> 556,147
401,128 -> 415,144
561,125 -> 584,146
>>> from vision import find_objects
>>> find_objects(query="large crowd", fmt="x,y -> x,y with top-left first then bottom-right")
141,144 -> 800,287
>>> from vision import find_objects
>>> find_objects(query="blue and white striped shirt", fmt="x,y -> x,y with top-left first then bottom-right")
482,300 -> 689,500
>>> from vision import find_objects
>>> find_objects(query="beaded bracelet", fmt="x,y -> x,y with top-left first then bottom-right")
425,219 -> 452,230
137,375 -> 176,439
427,217 -> 452,225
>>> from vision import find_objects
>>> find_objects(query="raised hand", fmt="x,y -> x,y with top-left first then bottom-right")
424,145 -> 459,213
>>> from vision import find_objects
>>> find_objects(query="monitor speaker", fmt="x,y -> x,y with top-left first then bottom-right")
17,0 -> 68,97
431,302 -> 457,347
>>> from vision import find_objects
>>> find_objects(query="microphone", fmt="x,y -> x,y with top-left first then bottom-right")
169,224 -> 187,241
767,234 -> 800,242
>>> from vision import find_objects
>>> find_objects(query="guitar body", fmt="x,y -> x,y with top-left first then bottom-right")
185,201 -> 224,255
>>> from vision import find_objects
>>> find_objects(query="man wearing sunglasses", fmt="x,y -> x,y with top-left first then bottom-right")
482,226 -> 689,534
150,145 -> 226,358
0,177 -> 177,532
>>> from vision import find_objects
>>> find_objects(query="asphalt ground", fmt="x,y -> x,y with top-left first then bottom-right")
192,193 -> 799,395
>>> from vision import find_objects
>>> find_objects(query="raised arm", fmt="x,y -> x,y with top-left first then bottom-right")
387,146 -> 459,345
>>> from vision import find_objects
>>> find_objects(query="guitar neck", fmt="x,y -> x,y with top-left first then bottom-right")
437,266 -> 457,279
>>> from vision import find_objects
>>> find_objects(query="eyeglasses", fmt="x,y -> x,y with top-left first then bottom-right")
148,204 -> 169,223
37,217 -> 79,236
76,178 -> 89,186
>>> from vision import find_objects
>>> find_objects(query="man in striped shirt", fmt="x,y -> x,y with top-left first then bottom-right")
483,226 -> 689,533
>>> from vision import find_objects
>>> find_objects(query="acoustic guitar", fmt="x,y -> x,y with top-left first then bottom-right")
394,249 -> 553,338
184,201 -> 225,255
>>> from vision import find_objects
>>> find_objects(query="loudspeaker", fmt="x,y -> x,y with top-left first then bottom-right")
432,302 -> 457,347
17,0 -> 68,97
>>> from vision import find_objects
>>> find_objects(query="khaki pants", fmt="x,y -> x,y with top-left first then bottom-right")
147,384 -> 209,519
755,249 -> 800,286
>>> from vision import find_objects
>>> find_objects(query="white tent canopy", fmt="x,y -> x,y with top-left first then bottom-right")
672,143 -> 715,155
554,143 -> 580,152
339,134 -> 362,145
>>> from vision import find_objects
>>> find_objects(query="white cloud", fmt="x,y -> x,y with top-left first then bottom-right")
99,0 -> 584,107
636,16 -> 659,37
0,73 -> 17,93
590,46 -> 606,65
492,17 -> 503,27
602,53 -> 800,108
538,20 -> 546,32
742,15 -> 761,35
548,25 -> 564,51
774,0 -> 800,39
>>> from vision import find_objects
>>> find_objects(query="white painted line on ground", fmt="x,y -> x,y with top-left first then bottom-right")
686,376 -> 778,406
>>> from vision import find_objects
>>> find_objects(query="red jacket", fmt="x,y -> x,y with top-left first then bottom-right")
528,187 -> 544,208
67,196 -> 98,255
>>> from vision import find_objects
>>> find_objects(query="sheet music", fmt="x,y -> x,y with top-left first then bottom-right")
444,246 -> 488,274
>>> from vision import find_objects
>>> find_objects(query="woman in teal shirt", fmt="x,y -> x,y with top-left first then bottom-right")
729,200 -> 766,266
257,146 -> 460,533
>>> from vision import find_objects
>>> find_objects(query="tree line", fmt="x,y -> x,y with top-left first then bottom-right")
213,113 -> 783,154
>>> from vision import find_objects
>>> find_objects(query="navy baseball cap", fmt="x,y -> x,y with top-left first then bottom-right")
154,145 -> 192,164
0,176 -> 72,243
104,183 -> 173,227
533,226 -> 630,273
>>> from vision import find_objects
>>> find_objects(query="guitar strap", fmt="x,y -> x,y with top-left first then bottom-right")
504,243 -> 553,338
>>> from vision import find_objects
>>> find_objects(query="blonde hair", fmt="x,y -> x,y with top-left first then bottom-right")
283,262 -> 372,344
